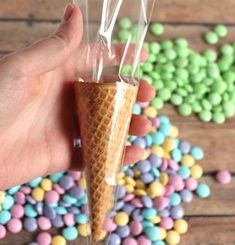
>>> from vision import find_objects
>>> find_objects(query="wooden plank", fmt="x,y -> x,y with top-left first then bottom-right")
184,176 -> 235,216
182,217 -> 235,245
0,0 -> 235,24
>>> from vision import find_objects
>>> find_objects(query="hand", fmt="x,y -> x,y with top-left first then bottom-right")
0,4 -> 155,189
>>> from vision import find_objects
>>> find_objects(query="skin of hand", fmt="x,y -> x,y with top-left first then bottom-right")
0,4 -> 155,190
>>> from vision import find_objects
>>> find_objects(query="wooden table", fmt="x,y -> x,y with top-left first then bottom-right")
0,0 -> 235,244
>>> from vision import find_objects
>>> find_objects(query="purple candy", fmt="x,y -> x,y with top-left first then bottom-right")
180,141 -> 191,154
116,186 -> 126,199
122,204 -> 135,215
170,206 -> 184,220
133,138 -> 146,148
132,209 -> 143,221
116,225 -> 130,238
69,187 -> 84,199
23,218 -> 38,232
52,215 -> 64,228
59,201 -> 71,208
148,154 -> 162,168
140,173 -> 154,184
108,233 -> 121,245
141,196 -> 153,208
114,201 -> 125,211
26,196 -> 37,205
35,203 -> 43,215
126,169 -> 134,177
166,169 -> 177,175
43,205 -> 56,220
67,207 -> 80,215
159,209 -> 170,218
59,176 -> 74,190
180,189 -> 193,203
136,160 -> 151,173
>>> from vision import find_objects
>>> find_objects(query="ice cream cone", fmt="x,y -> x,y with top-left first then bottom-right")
74,80 -> 138,242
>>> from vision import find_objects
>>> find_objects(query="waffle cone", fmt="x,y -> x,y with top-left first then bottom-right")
74,81 -> 138,242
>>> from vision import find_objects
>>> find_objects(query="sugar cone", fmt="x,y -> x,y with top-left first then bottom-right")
74,80 -> 138,242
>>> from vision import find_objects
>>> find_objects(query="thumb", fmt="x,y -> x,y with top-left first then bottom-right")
1,3 -> 83,78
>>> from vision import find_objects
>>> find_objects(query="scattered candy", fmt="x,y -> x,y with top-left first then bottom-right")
216,170 -> 232,184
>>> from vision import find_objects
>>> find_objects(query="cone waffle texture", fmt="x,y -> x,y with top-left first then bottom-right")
75,81 -> 138,242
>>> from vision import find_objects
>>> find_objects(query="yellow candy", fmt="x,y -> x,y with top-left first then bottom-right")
117,179 -> 125,185
163,137 -> 175,151
52,235 -> 66,245
99,230 -> 107,240
78,178 -> 87,189
191,164 -> 203,179
148,181 -> 164,198
150,215 -> 161,224
125,177 -> 136,186
174,219 -> 188,234
160,173 -> 169,186
151,146 -> 164,157
0,192 -> 5,204
143,106 -> 157,118
31,187 -> 45,202
77,224 -> 91,237
134,189 -> 147,196
135,180 -> 146,189
166,230 -> 181,245
114,212 -> 129,226
170,126 -> 179,138
125,185 -> 134,193
163,151 -> 170,159
41,178 -> 52,191
160,227 -> 167,240
181,155 -> 195,167
117,172 -> 125,179
142,150 -> 150,160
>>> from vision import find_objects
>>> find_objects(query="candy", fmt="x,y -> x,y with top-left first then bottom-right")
37,217 -> 52,230
6,218 -> 22,233
123,237 -> 137,245
0,211 -> 11,225
150,23 -> 164,36
137,235 -> 151,245
170,206 -> 184,220
216,170 -> 232,184
51,235 -> 66,245
23,218 -> 38,232
174,219 -> 188,234
77,224 -> 91,237
114,212 -> 129,226
144,226 -> 161,241
37,232 -> 52,245
166,230 -> 181,245
109,233 -> 121,245
0,225 -> 6,239
214,24 -> 228,37
196,183 -> 211,198
62,226 -> 78,241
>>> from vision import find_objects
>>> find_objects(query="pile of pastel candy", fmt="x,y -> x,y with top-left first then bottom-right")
0,103 -> 210,245
120,19 -> 235,124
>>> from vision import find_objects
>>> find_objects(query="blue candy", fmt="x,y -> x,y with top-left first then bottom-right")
0,210 -> 11,225
24,204 -> 37,218
75,214 -> 88,224
2,195 -> 15,210
142,208 -> 157,220
178,166 -> 191,179
62,226 -> 79,241
151,132 -> 165,145
191,146 -> 204,160
170,193 -> 181,206
144,226 -> 161,241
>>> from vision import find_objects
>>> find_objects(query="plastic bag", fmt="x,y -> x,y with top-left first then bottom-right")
73,0 -> 156,244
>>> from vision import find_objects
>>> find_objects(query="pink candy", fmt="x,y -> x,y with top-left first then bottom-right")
151,118 -> 160,128
185,177 -> 198,191
123,237 -> 138,245
131,198 -> 143,208
53,184 -> 65,195
164,185 -> 175,197
124,194 -> 135,202
160,159 -> 168,171
154,197 -> 169,211
137,235 -> 151,245
44,190 -> 60,204
138,102 -> 149,108
7,219 -> 22,234
103,218 -> 117,232
37,232 -> 52,245
216,170 -> 231,184
68,171 -> 81,180
11,204 -> 24,219
168,159 -> 179,171
63,213 -> 75,227
169,175 -> 184,191
0,225 -> 6,239
130,221 -> 142,236
20,186 -> 31,194
37,217 -> 52,231
160,217 -> 174,230
14,192 -> 25,205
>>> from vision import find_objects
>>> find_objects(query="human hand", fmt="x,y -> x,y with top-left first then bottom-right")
0,4 -> 155,189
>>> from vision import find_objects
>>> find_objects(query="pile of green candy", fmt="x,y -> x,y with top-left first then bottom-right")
118,19 -> 235,124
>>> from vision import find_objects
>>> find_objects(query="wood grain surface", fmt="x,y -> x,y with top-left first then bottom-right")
0,0 -> 235,244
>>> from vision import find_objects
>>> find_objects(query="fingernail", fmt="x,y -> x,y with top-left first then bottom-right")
63,3 -> 75,23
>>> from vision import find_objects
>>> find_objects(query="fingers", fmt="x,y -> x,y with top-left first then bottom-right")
123,145 -> 145,165
129,115 -> 151,136
137,79 -> 156,102
0,4 -> 83,78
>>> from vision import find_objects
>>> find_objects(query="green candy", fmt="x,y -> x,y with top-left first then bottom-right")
119,18 -> 132,29
211,80 -> 227,94
221,44 -> 234,56
150,23 -> 164,36
203,49 -> 217,62
208,92 -> 222,106
150,42 -> 161,54
207,63 -> 220,79
194,83 -> 207,97
178,103 -> 192,116
201,99 -> 212,111
175,38 -> 188,48
142,62 -> 154,73
161,40 -> 174,50
184,94 -> 196,104
176,88 -> 188,97
118,29 -> 130,41
223,101 -> 235,117
175,68 -> 189,80
214,24 -> 228,37
212,112 -> 225,124
151,97 -> 164,109
164,49 -> 177,60
187,64 -> 200,75
151,72 -> 161,80
223,70 -> 235,83
199,110 -> 212,122
192,101 -> 202,113
158,88 -> 171,101
205,31 -> 218,45
175,57 -> 188,68
171,94 -> 183,106
175,47 -> 189,57
153,80 -> 164,90
212,105 -> 222,113
164,80 -> 177,91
